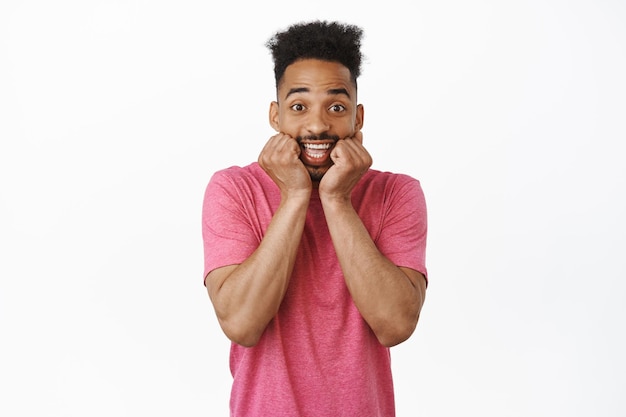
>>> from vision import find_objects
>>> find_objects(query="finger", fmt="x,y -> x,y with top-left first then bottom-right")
279,133 -> 301,157
335,136 -> 362,157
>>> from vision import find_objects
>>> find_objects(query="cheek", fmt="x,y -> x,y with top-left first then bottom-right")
277,111 -> 298,130
336,119 -> 357,136
277,119 -> 299,136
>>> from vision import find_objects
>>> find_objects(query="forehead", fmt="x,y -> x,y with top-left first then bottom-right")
278,59 -> 355,99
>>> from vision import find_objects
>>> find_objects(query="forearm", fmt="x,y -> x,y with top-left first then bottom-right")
321,198 -> 426,347
207,194 -> 309,346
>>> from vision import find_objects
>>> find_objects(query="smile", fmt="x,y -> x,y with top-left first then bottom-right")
303,142 -> 331,159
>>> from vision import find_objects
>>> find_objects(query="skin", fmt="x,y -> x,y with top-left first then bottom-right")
206,59 -> 426,347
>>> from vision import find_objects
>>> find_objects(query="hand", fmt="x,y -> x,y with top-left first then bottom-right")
319,131 -> 372,201
258,133 -> 312,196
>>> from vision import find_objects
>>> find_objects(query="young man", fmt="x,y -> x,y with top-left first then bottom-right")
202,20 -> 428,417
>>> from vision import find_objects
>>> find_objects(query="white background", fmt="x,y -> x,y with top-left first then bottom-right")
1,1 -> 625,416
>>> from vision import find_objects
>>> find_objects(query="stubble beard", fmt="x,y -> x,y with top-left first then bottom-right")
307,166 -> 327,182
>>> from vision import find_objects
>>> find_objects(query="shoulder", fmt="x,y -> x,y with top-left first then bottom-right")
209,162 -> 265,182
353,169 -> 426,215
207,162 -> 272,190
205,162 -> 280,208
358,169 -> 423,194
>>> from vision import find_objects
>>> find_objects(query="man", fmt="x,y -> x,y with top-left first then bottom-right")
202,20 -> 428,417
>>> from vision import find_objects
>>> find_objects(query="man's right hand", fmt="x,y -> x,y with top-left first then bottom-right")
258,133 -> 312,196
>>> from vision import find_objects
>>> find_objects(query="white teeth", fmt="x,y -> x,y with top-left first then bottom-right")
303,143 -> 331,150
303,143 -> 330,159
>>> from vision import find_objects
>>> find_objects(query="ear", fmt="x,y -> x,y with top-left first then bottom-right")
269,101 -> 280,132
355,104 -> 364,132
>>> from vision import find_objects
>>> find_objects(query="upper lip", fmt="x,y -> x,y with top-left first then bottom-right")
297,134 -> 339,144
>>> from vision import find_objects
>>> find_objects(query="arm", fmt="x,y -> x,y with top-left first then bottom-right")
205,133 -> 311,347
320,199 -> 426,347
206,194 -> 308,347
319,133 -> 426,347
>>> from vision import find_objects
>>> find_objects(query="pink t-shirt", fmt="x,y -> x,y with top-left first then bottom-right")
202,162 -> 428,417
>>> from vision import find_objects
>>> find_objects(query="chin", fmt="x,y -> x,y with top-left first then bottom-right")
307,166 -> 330,182
309,172 -> 324,182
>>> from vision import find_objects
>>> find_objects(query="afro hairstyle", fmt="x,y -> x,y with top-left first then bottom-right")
265,20 -> 364,87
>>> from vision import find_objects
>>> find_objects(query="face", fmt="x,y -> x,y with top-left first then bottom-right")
269,59 -> 364,182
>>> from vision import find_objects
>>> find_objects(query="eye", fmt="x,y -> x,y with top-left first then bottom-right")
329,104 -> 346,112
290,103 -> 305,112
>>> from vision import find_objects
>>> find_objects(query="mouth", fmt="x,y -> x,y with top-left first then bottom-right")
299,141 -> 336,167
297,134 -> 339,166
302,142 -> 332,159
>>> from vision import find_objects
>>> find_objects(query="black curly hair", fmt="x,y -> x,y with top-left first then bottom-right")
265,20 -> 364,88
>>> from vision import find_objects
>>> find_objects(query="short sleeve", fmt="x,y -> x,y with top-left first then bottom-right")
376,176 -> 428,281
201,169 -> 261,281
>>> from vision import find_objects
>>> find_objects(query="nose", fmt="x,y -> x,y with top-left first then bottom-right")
304,107 -> 330,136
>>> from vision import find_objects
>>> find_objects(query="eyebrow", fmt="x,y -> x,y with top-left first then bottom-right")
284,87 -> 351,100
